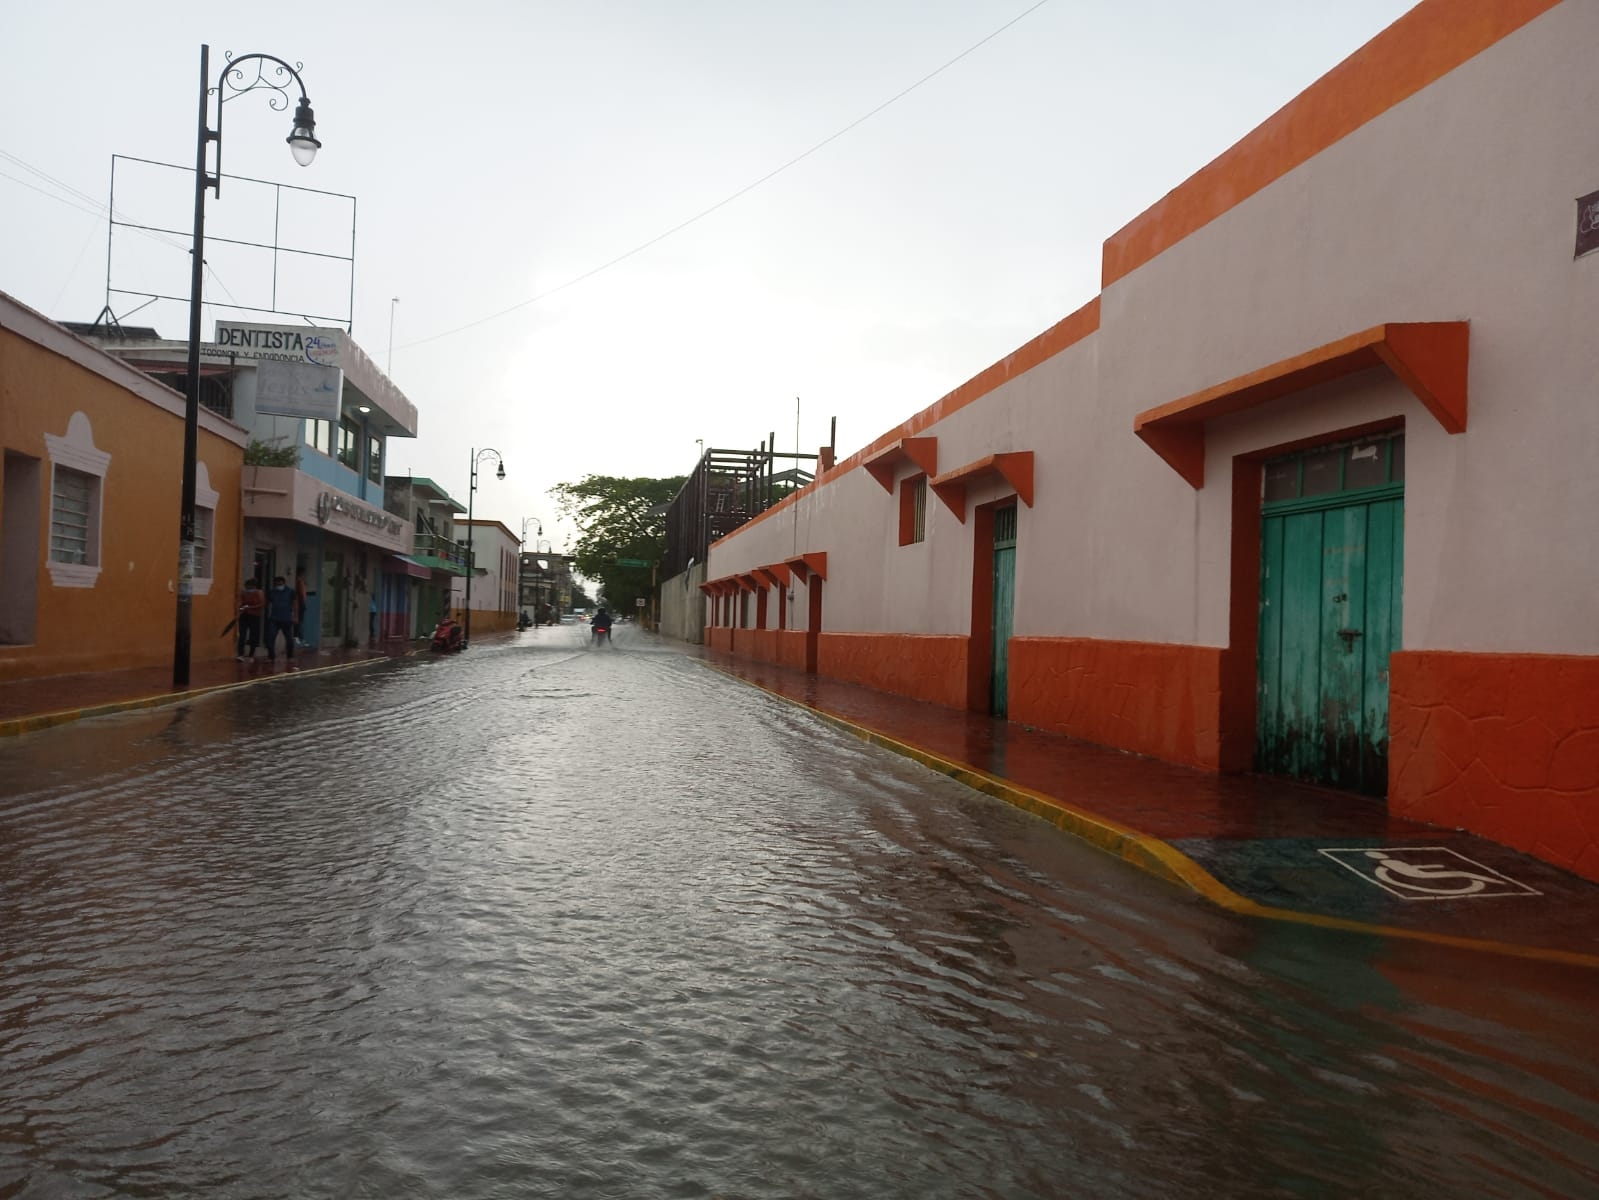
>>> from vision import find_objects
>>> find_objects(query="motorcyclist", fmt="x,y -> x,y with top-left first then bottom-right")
591,605 -> 613,644
432,613 -> 463,652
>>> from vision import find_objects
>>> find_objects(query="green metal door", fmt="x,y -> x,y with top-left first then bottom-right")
991,506 -> 1017,717
1257,434 -> 1404,796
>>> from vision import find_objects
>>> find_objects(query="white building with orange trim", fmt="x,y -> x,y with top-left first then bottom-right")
703,0 -> 1599,880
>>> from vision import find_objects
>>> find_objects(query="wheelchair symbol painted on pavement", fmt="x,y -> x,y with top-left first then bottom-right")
1319,846 -> 1540,900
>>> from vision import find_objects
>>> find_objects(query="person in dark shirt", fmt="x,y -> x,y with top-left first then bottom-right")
264,575 -> 296,662
237,578 -> 265,661
592,606 -> 612,644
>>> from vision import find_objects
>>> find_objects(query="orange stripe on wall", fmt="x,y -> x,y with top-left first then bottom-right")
716,298 -> 1100,549
1008,638 -> 1225,770
816,633 -> 969,710
1101,0 -> 1562,287
1391,650 -> 1599,883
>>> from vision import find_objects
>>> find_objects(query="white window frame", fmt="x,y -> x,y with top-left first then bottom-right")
191,461 -> 220,596
44,413 -> 110,589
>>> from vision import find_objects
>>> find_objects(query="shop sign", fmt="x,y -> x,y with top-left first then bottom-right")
256,358 -> 341,421
316,490 -> 403,536
214,322 -> 343,366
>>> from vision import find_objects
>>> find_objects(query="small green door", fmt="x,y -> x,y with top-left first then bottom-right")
991,506 -> 1017,717
1257,434 -> 1404,796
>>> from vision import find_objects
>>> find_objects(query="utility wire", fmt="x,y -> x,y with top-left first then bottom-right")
3,149 -> 245,314
396,0 -> 1053,351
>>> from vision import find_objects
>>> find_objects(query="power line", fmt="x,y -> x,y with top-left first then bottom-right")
396,0 -> 1053,351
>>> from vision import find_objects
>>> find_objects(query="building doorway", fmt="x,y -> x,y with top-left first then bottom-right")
990,505 -> 1018,717
321,552 -> 346,642
1256,433 -> 1404,796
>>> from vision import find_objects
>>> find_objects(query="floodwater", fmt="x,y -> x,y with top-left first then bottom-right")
1,625 -> 1596,1199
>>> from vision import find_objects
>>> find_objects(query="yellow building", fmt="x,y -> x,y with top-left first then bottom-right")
0,292 -> 247,681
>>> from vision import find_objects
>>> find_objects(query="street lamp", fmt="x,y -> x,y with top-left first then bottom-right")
174,44 -> 321,688
519,517 -> 543,619
463,447 -> 505,647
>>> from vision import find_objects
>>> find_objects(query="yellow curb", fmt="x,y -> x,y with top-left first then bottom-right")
703,660 -> 1599,971
0,654 -> 411,740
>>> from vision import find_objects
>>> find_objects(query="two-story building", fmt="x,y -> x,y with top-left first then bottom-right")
453,519 -> 520,634
384,475 -> 468,639
74,320 -> 421,649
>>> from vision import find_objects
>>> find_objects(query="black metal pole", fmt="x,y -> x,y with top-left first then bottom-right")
174,44 -> 211,689
464,452 -> 476,648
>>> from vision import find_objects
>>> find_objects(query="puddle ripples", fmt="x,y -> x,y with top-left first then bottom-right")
0,638 -> 1596,1198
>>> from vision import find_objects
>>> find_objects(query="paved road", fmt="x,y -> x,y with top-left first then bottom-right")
2,624 -> 1596,1198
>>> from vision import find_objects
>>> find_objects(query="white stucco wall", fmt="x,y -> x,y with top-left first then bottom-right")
1096,0 -> 1599,654
711,0 -> 1599,657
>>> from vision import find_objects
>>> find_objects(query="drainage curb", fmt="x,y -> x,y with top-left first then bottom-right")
705,661 -> 1599,971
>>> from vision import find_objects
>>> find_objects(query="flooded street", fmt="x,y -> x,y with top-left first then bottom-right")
2,626 -> 1597,1199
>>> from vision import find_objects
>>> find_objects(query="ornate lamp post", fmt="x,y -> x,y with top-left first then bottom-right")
519,517 -> 543,619
174,44 -> 321,687
463,448 -> 505,648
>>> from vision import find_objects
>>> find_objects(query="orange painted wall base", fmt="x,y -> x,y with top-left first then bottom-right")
816,633 -> 969,709
776,630 -> 808,671
1391,650 -> 1599,882
1009,638 -> 1224,770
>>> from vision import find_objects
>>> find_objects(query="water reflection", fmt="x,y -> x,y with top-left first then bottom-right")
0,636 -> 1595,1198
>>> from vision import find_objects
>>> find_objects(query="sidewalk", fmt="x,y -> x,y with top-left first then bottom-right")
0,642 -> 420,736
696,647 -> 1599,969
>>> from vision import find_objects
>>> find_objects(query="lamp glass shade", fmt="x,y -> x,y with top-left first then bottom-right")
496,463 -> 506,480
288,128 -> 320,166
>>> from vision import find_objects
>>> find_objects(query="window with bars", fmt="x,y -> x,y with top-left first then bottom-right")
193,505 -> 214,578
899,474 -> 928,545
50,466 -> 96,565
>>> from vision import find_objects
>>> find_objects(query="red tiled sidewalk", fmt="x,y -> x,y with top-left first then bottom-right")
694,646 -> 1599,968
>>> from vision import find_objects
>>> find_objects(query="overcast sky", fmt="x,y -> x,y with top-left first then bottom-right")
2,0 -> 1415,549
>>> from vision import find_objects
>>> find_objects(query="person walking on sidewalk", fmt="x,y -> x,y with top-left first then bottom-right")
264,575 -> 297,663
237,578 -> 265,661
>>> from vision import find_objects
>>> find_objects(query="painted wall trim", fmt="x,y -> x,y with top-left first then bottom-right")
929,452 -> 1035,522
1134,322 -> 1468,487
1390,649 -> 1599,883
1101,0 -> 1563,286
864,437 -> 939,493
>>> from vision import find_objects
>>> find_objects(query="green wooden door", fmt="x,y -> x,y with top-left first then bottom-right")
1257,435 -> 1404,796
991,506 -> 1017,717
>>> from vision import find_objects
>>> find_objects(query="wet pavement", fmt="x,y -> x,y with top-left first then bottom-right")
1,623 -> 1597,1198
5,629 -> 1599,966
0,641 -> 424,733
697,649 -> 1599,967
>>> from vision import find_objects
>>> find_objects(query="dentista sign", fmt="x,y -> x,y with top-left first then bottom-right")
214,322 -> 341,366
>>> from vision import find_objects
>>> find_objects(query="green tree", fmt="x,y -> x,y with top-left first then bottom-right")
551,474 -> 685,612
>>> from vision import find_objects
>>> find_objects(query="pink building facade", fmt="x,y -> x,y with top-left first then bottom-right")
704,0 -> 1599,881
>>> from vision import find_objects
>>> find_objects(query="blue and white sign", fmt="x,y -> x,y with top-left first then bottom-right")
255,358 -> 342,421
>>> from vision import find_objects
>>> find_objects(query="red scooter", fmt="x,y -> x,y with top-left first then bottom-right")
431,616 -> 464,653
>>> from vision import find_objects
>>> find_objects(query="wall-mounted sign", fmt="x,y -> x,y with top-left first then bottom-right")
215,322 -> 346,366
256,358 -> 342,421
1576,189 -> 1599,259
316,490 -> 403,536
